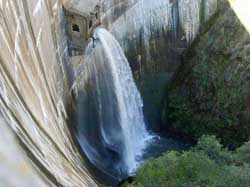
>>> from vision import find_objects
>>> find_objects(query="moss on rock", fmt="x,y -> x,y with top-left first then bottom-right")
162,1 -> 250,147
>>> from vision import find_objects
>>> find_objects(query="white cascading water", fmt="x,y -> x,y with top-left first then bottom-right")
96,28 -> 151,170
75,28 -> 151,179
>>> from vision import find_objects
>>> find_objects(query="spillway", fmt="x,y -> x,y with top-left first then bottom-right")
73,28 -> 151,180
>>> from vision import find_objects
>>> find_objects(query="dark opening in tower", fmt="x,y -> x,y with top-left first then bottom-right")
72,24 -> 80,32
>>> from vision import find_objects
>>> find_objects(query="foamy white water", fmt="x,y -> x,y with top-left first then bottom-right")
96,28 -> 152,172
75,28 -> 152,179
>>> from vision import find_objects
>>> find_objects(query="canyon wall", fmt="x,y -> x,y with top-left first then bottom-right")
163,0 -> 250,147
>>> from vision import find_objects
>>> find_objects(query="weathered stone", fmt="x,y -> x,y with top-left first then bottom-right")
163,0 -> 250,147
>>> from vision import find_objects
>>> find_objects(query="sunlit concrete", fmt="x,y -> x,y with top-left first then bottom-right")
62,0 -> 100,16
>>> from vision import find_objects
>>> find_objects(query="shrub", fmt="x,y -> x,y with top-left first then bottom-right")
124,136 -> 250,187
193,135 -> 232,164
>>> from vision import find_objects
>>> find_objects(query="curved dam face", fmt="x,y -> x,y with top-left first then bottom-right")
0,0 -> 97,186
0,0 -> 219,186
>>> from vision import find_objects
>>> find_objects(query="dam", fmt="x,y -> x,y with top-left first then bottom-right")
2,0 -> 249,187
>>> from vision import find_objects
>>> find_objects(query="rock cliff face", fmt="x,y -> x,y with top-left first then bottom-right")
163,1 -> 250,147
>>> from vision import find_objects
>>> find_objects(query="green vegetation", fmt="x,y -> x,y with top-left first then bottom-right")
162,1 -> 250,147
123,136 -> 250,187
122,1 -> 250,187
123,2 -> 250,186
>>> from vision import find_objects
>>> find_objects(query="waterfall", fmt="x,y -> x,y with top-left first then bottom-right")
74,28 -> 151,180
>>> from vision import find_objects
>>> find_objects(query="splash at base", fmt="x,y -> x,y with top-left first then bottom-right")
73,28 -> 152,181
